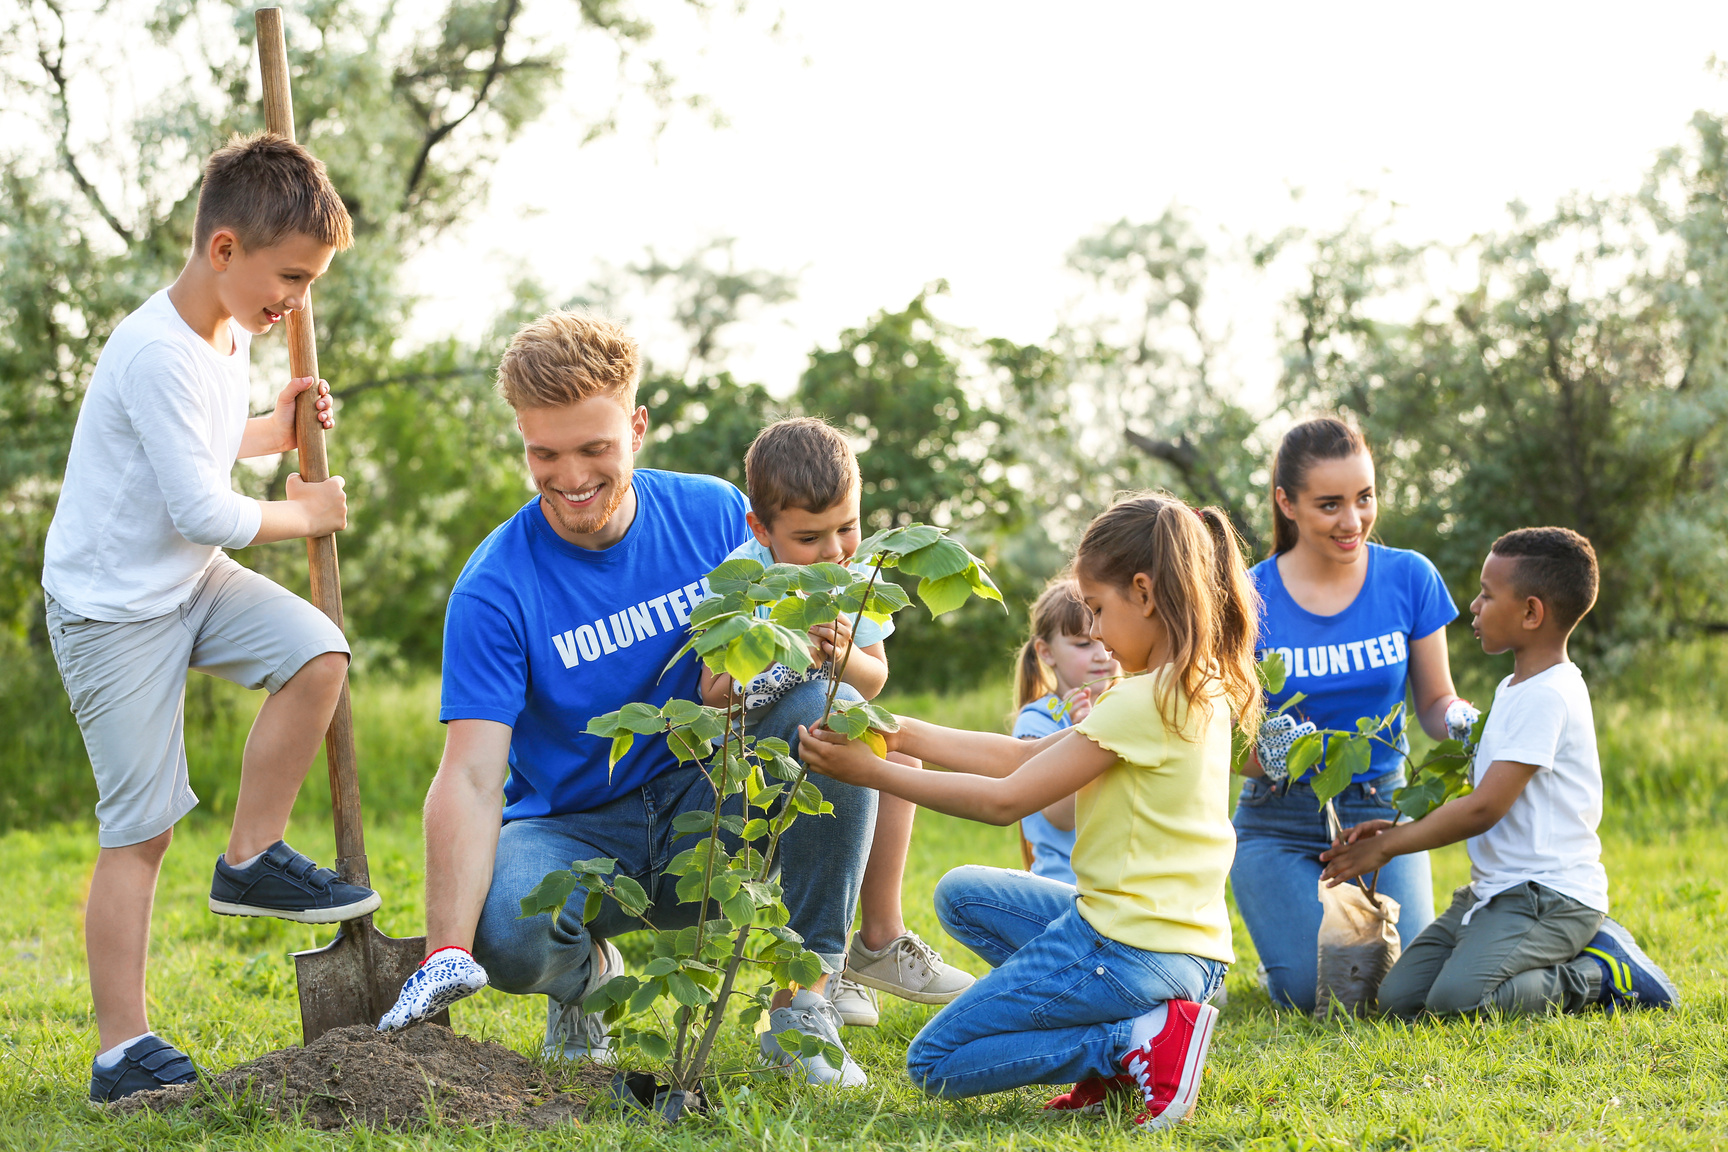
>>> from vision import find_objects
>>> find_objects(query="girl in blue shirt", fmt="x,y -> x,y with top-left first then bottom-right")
1233,418 -> 1475,1013
1010,578 -> 1120,883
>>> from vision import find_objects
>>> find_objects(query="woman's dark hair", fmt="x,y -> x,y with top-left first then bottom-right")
1270,417 -> 1369,556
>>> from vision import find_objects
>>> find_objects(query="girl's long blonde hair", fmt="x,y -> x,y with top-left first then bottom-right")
1014,577 -> 1092,710
1075,493 -> 1263,737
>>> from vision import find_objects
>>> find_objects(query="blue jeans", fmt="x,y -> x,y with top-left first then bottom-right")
473,680 -> 877,1002
907,866 -> 1226,1098
1230,771 -> 1435,1013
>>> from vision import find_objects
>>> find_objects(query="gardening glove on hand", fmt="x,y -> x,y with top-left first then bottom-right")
1444,699 -> 1481,747
377,946 -> 488,1032
1256,713 -> 1318,783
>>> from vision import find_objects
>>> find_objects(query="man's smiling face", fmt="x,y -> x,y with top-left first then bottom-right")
517,395 -> 648,546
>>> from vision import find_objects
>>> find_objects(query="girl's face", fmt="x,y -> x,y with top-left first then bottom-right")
1034,629 -> 1121,698
1074,567 -> 1167,675
1276,450 -> 1377,567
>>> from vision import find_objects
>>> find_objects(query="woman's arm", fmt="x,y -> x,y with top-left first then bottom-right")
892,715 -> 1070,778
800,723 -> 1115,825
1406,627 -> 1463,740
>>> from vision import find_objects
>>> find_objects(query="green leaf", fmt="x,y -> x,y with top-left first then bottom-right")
792,779 -> 827,814
585,710 -> 625,738
1287,732 -> 1324,780
798,563 -> 855,591
1275,690 -> 1307,715
661,698 -> 707,726
693,614 -> 752,656
749,784 -> 784,811
617,701 -> 665,735
667,725 -> 712,763
607,732 -> 634,773
859,524 -> 943,558
769,595 -> 815,633
672,810 -> 717,836
706,557 -> 765,594
723,890 -> 756,928
788,950 -> 826,986
675,868 -> 708,904
1258,651 -> 1287,695
724,621 -> 783,683
689,590 -> 748,629
898,538 -> 971,580
1312,735 -> 1371,806
917,571 -> 974,617
630,1028 -> 672,1062
964,561 -> 1004,605
583,974 -> 637,1015
571,857 -> 620,875
517,870 -> 578,918
864,580 -> 912,614
1392,773 -> 1450,820
611,874 -> 651,917
582,887 -> 603,923
666,971 -> 710,1007
861,702 -> 901,732
628,979 -> 663,1016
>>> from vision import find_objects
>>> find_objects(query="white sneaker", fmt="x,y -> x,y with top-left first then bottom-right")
830,975 -> 880,1027
543,937 -> 623,1063
758,989 -> 866,1087
845,931 -> 974,1005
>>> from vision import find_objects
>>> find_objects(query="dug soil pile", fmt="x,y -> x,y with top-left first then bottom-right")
110,1023 -> 610,1130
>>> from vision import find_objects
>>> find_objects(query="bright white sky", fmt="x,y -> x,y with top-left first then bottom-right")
408,1 -> 1728,400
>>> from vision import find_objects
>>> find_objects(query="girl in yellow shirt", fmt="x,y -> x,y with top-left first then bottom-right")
801,493 -> 1261,1133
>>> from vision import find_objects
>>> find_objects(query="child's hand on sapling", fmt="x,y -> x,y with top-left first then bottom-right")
807,613 -> 855,665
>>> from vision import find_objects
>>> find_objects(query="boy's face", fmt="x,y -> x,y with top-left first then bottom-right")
518,395 -> 648,543
1469,551 -> 1544,653
207,229 -> 336,335
748,487 -> 862,566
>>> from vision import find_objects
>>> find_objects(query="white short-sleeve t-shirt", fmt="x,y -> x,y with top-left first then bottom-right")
1465,661 -> 1609,920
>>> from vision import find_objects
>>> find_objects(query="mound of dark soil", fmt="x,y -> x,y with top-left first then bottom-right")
109,1023 -> 610,1130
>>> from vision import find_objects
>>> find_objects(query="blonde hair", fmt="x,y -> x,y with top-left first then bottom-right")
194,132 -> 353,252
1075,493 -> 1263,737
496,311 -> 640,411
743,417 -> 861,525
1014,577 -> 1093,710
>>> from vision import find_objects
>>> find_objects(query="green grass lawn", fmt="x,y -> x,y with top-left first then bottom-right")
1,671 -> 1725,1149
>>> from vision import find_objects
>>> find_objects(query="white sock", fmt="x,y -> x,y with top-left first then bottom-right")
228,851 -> 264,870
1126,1002 -> 1168,1050
95,1032 -> 154,1068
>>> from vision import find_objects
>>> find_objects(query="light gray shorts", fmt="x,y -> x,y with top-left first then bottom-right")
44,553 -> 350,848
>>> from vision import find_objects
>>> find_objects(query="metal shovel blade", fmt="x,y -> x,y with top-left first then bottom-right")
292,914 -> 450,1042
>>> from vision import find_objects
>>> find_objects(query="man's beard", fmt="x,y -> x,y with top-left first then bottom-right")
541,468 -> 632,538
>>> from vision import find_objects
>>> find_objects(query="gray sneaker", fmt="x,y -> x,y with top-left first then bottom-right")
830,975 -> 880,1027
845,931 -> 974,1005
757,989 -> 866,1087
543,937 -> 624,1064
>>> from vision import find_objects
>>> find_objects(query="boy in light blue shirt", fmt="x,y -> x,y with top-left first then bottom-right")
700,418 -> 975,1031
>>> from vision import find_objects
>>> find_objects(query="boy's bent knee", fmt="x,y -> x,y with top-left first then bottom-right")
291,650 -> 349,689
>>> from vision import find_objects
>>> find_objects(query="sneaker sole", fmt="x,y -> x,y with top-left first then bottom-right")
845,970 -> 973,1005
834,1006 -> 880,1027
1136,1002 -> 1218,1133
208,890 -> 382,924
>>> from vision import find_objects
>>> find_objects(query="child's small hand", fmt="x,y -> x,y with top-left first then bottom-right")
1060,686 -> 1094,725
272,376 -> 334,452
797,722 -> 887,785
1318,819 -> 1396,885
808,614 -> 855,664
286,471 -> 347,536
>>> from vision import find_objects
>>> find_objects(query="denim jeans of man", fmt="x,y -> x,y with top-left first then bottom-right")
907,865 -> 1225,1098
1231,770 -> 1435,1013
473,680 -> 877,1004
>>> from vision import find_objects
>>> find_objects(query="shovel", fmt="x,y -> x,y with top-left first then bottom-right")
254,7 -> 448,1043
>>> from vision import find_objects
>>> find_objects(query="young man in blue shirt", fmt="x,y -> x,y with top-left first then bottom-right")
378,312 -> 878,1086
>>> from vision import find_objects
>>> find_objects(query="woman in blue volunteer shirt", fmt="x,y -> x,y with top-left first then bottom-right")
1232,417 -> 1476,1013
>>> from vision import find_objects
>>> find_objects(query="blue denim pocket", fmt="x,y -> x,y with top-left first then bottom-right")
1237,776 -> 1274,808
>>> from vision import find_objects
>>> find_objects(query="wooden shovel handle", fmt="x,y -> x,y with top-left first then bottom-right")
255,7 -> 369,885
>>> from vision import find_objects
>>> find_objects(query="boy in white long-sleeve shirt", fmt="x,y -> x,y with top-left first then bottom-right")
42,134 -> 381,1102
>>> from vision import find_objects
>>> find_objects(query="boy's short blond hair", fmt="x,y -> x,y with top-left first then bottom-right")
496,311 -> 640,411
744,417 -> 860,525
194,132 -> 353,252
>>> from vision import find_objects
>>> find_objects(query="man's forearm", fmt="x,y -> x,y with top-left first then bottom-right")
423,769 -> 503,954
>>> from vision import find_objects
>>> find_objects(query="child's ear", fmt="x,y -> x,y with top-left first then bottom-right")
1033,637 -> 1055,667
1522,595 -> 1547,631
1131,572 -> 1157,617
746,511 -> 774,548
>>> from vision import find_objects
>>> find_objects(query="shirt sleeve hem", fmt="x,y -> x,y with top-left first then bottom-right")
220,497 -> 263,549
438,706 -> 522,726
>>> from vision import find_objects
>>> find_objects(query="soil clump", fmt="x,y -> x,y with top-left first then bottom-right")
109,1023 -> 609,1130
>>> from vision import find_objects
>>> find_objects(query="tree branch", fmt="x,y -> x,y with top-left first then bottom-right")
1125,427 -> 1263,552
34,0 -> 132,245
400,0 -> 524,212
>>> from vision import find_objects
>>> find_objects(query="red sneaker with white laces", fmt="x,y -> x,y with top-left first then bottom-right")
1117,999 -> 1218,1132
1041,1074 -> 1137,1114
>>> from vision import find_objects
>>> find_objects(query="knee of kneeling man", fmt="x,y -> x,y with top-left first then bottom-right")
1423,980 -> 1490,1017
473,917 -> 581,995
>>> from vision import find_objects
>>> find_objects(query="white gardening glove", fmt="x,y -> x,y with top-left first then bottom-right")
378,946 -> 488,1031
1256,713 -> 1319,783
1444,699 -> 1481,747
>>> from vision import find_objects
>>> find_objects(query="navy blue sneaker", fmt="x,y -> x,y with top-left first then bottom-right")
1580,917 -> 1678,1013
89,1035 -> 198,1102
209,840 -> 380,924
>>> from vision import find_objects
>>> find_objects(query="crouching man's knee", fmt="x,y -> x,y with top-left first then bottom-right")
472,898 -> 594,1000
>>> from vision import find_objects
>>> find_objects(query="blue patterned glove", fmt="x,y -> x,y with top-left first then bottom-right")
1445,699 -> 1481,748
1256,713 -> 1319,783
378,946 -> 488,1031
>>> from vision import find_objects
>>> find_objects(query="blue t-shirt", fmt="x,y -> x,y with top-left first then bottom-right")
1013,695 -> 1077,884
1251,544 -> 1458,782
441,470 -> 752,820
